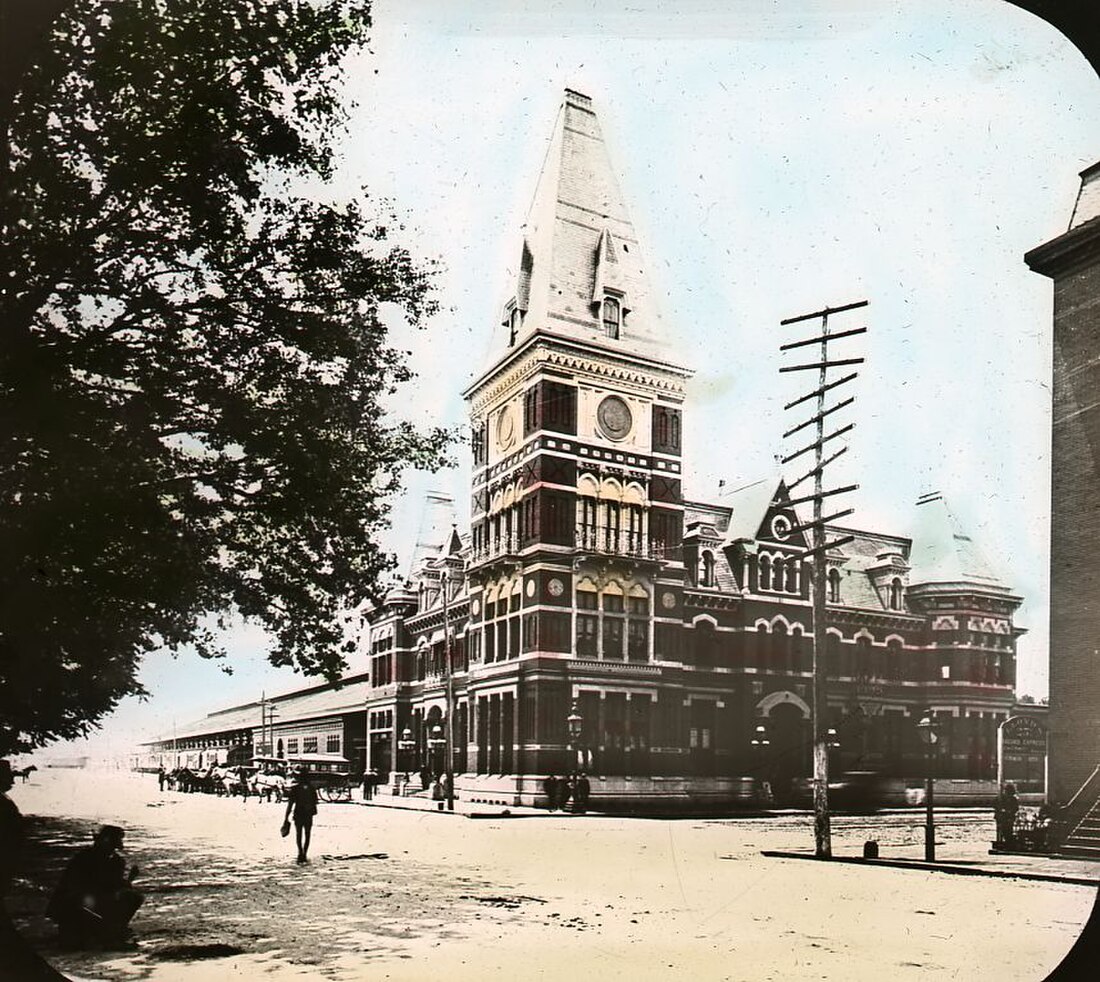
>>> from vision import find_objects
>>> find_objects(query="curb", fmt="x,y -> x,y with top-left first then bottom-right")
757,850 -> 1100,887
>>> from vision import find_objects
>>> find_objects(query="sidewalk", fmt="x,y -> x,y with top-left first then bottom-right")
352,787 -> 550,819
759,839 -> 1100,886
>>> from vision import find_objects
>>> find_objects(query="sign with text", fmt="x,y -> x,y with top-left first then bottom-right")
1000,715 -> 1048,755
998,715 -> 1047,793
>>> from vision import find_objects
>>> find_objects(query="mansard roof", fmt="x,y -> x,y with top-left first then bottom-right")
484,89 -> 683,373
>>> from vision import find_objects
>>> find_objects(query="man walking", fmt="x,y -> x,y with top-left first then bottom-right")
283,770 -> 319,864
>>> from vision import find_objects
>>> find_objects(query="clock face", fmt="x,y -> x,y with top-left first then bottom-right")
661,591 -> 676,610
597,395 -> 633,441
771,515 -> 791,541
548,577 -> 565,597
471,599 -> 481,617
525,579 -> 536,598
496,406 -> 516,450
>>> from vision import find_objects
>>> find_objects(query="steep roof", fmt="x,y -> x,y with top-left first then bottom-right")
485,89 -> 680,370
1069,160 -> 1100,231
407,491 -> 459,577
907,492 -> 1008,590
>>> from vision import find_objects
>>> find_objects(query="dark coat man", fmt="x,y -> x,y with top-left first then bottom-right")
47,825 -> 143,949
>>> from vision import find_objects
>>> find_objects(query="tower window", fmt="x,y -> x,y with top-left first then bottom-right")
700,550 -> 716,588
889,577 -> 903,611
602,296 -> 621,339
828,568 -> 841,603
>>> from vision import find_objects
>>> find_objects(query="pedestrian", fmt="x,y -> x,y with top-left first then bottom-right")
363,768 -> 377,801
574,772 -> 591,814
283,769 -> 319,864
46,825 -> 144,950
156,766 -> 166,792
995,782 -> 1019,846
559,774 -> 573,812
420,765 -> 431,792
542,774 -> 559,811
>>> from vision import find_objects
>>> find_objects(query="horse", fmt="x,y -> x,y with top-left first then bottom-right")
251,770 -> 288,803
13,765 -> 37,783
218,765 -> 253,798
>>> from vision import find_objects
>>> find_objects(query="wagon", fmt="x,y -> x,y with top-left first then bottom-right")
284,752 -> 354,802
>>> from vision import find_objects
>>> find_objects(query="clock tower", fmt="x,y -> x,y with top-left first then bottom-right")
462,89 -> 693,781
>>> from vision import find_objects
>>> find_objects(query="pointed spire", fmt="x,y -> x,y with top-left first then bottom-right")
908,492 -> 1006,589
490,89 -> 675,366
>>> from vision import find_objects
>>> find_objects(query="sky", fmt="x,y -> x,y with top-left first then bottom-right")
33,0 -> 1099,762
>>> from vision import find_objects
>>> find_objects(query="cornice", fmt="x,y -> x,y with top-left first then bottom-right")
466,335 -> 690,414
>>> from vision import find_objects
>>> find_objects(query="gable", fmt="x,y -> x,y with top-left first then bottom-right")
755,482 -> 809,550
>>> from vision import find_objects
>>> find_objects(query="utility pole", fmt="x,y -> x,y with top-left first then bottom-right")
779,298 -> 867,858
442,560 -> 456,812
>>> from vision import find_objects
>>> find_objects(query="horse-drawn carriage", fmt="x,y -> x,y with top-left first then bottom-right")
248,753 -> 354,802
285,753 -> 354,802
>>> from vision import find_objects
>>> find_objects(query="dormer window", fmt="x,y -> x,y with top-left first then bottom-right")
602,295 -> 621,339
828,568 -> 841,603
889,577 -> 903,611
700,550 -> 716,588
502,300 -> 523,347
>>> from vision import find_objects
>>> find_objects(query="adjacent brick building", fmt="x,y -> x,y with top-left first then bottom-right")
1026,160 -> 1100,808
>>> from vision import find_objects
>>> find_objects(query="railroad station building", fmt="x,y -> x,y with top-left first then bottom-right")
143,90 -> 1027,810
359,90 -> 1024,810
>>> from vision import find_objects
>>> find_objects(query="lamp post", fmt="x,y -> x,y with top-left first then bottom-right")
428,723 -> 445,778
751,722 -> 771,803
567,702 -> 583,774
398,726 -> 415,777
917,710 -> 940,862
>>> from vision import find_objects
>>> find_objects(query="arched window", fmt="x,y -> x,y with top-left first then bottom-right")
828,568 -> 841,603
791,625 -> 807,672
889,578 -> 903,610
602,296 -> 621,338
758,555 -> 772,591
771,623 -> 788,672
886,638 -> 904,681
701,550 -> 716,588
785,559 -> 797,593
772,558 -> 784,593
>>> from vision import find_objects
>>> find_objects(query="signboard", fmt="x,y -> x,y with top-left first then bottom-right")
998,715 -> 1047,794
1001,715 -> 1048,756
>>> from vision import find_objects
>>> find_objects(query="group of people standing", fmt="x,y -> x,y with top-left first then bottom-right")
542,772 -> 590,813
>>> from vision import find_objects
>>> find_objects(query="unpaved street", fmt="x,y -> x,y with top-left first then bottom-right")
5,770 -> 1095,981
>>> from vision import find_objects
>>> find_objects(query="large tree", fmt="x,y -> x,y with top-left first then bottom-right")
0,0 -> 452,754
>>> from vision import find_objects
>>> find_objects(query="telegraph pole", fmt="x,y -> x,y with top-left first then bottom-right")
779,299 -> 867,858
442,562 -> 456,812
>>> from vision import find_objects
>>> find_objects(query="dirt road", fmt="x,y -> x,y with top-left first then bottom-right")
5,770 -> 1094,981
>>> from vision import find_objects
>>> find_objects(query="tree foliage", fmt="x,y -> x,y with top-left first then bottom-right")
0,0 -> 452,753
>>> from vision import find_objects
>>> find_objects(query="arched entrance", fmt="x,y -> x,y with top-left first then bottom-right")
756,690 -> 812,803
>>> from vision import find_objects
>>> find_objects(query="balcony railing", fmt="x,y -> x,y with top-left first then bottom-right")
470,528 -> 667,565
575,526 -> 663,561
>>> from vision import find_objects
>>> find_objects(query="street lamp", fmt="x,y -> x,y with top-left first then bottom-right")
916,710 -> 940,862
751,723 -> 771,803
567,702 -> 583,773
398,726 -> 415,775
428,723 -> 445,777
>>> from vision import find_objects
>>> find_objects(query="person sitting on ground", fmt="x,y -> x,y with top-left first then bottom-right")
283,769 -> 319,864
47,825 -> 144,950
